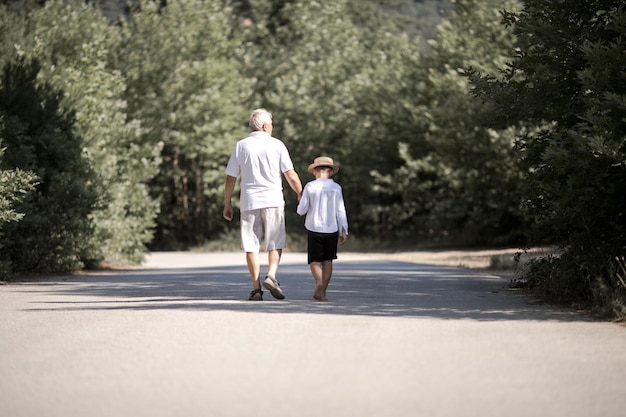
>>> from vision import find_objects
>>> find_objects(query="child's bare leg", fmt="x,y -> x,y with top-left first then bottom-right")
320,260 -> 333,300
310,262 -> 325,300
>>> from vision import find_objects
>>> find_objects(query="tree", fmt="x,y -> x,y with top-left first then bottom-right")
21,0 -> 162,265
469,0 -> 626,316
0,58 -> 98,274
0,3 -> 25,71
240,0 -> 421,237
368,0 -> 526,245
116,0 -> 252,249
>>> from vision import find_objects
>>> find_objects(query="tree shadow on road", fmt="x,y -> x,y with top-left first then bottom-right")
18,259 -> 587,322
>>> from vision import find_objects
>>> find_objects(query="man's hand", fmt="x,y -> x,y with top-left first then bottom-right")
223,175 -> 237,221
340,228 -> 348,245
223,204 -> 234,221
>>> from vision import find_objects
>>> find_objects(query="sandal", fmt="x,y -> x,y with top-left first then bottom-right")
248,288 -> 263,301
263,275 -> 285,299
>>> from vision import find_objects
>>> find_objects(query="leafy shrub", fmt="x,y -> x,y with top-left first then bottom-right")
0,151 -> 38,278
0,58 -> 98,274
469,0 -> 626,318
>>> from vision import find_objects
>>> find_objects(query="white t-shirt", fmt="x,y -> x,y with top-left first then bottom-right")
296,178 -> 349,234
225,131 -> 294,211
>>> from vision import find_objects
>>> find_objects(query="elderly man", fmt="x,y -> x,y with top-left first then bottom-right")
223,108 -> 303,301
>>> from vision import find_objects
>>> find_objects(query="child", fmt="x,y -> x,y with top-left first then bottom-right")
296,156 -> 349,301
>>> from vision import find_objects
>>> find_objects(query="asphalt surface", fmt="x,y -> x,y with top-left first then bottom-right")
1,251 -> 625,417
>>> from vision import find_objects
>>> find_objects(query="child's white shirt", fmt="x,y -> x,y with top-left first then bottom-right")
296,178 -> 348,234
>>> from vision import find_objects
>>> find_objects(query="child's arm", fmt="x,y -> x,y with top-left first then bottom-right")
296,186 -> 309,216
339,227 -> 348,245
337,188 -> 348,242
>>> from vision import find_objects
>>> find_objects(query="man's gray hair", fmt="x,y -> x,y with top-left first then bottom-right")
249,108 -> 272,131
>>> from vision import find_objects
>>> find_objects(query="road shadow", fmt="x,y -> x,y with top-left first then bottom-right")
17,259 -> 587,321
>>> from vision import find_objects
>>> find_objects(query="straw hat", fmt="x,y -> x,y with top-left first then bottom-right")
307,156 -> 339,174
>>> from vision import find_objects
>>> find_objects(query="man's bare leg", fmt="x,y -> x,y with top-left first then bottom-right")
246,251 -> 261,289
266,249 -> 282,279
262,249 -> 285,299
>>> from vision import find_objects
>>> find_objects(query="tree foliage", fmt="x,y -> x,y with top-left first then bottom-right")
0,0 -> 162,274
0,0 -> 533,258
239,0 -> 429,237
23,0 -> 162,265
0,57 -> 98,274
367,0 -> 527,245
469,0 -> 626,315
0,146 -> 38,277
115,0 -> 252,249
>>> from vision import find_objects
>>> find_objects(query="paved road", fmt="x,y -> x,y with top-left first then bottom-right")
1,252 -> 625,417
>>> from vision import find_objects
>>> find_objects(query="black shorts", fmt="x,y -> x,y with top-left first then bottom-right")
307,230 -> 339,264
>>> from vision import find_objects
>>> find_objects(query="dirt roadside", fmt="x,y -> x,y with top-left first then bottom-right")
361,247 -> 554,279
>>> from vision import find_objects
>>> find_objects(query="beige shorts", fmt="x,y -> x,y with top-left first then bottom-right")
240,207 -> 286,252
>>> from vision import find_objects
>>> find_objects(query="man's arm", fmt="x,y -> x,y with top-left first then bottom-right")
283,169 -> 303,200
222,175 -> 237,221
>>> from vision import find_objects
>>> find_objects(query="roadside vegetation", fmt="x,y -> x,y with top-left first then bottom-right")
0,0 -> 624,320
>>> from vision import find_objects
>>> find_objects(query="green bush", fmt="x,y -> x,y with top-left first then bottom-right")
0,149 -> 38,278
469,0 -> 626,318
10,0 -> 163,265
0,58 -> 97,274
